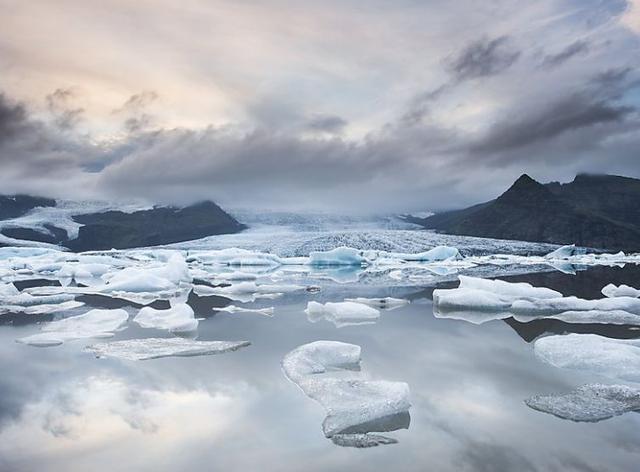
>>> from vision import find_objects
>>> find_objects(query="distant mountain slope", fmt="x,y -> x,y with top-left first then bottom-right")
69,201 -> 246,251
416,174 -> 640,251
0,195 -> 56,220
0,198 -> 246,250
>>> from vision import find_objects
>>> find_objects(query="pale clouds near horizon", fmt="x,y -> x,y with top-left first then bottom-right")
0,0 -> 639,212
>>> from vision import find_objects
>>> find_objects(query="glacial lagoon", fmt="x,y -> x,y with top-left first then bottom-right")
1,222 -> 640,471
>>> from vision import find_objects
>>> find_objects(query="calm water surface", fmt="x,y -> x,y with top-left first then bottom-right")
1,267 -> 640,471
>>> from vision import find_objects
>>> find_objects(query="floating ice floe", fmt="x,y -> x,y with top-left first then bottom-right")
525,384 -> 640,422
85,338 -> 250,360
387,246 -> 461,262
305,301 -> 380,328
216,305 -> 275,317
16,308 -> 129,347
344,297 -> 409,310
0,281 -> 85,315
433,276 -> 640,326
193,281 -> 305,303
134,303 -> 198,333
534,334 -> 640,382
602,284 -> 640,299
282,341 -> 410,446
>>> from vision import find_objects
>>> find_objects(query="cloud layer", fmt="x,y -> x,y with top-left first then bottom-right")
0,0 -> 639,213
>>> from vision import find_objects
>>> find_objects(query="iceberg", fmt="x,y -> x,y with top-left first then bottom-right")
433,276 -> 640,325
308,247 -> 368,267
85,338 -> 250,360
282,341 -> 411,442
16,308 -> 129,347
534,334 -> 640,382
602,284 -> 640,299
525,384 -> 640,422
545,244 -> 587,259
390,245 -> 461,262
305,301 -> 380,328
134,303 -> 198,333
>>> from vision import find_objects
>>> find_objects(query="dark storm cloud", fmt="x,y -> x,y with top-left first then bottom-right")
0,93 -> 29,144
305,114 -> 347,133
473,92 -> 634,154
540,40 -> 590,69
446,36 -> 521,81
46,88 -> 84,130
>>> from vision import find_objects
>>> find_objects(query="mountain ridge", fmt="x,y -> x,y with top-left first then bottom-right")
414,173 -> 640,251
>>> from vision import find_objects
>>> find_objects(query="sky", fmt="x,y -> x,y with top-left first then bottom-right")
0,0 -> 639,213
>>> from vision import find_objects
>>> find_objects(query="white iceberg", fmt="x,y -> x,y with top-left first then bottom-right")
534,334 -> 640,382
602,284 -> 640,299
305,301 -> 380,328
545,244 -> 587,259
17,308 -> 129,347
85,338 -> 250,360
390,246 -> 461,262
134,303 -> 198,333
525,384 -> 640,422
433,276 -> 640,325
282,341 -> 411,439
308,247 -> 367,267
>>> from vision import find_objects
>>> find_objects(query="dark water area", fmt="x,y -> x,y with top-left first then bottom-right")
0,265 -> 639,471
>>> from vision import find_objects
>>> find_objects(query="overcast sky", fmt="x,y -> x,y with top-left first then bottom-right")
1,0 -> 639,213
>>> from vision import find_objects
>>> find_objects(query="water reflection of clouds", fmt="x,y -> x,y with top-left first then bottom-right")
1,288 -> 640,470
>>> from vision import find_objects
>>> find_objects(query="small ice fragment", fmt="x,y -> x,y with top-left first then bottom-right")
344,297 -> 409,310
217,305 -> 275,317
134,303 -> 198,333
331,433 -> 398,448
305,301 -> 380,328
85,338 -> 250,360
525,384 -> 640,422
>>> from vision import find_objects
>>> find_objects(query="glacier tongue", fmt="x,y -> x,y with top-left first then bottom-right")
525,384 -> 640,422
282,341 -> 410,444
85,338 -> 250,360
